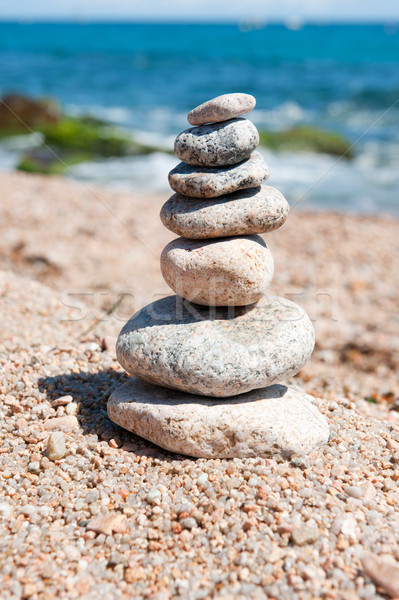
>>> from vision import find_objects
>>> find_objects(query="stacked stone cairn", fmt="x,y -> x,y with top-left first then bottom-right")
108,93 -> 329,459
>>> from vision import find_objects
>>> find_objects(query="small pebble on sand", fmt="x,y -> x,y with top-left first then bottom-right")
146,488 -> 162,505
291,523 -> 319,546
46,431 -> 66,460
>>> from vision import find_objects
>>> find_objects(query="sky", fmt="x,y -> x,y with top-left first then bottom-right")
0,0 -> 399,22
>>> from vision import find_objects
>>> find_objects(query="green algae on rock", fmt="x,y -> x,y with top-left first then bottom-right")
14,116 -> 172,175
17,147 -> 90,175
258,125 -> 354,158
0,93 -> 174,174
39,117 -> 155,157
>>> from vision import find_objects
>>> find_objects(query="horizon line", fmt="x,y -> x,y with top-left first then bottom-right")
0,18 -> 398,25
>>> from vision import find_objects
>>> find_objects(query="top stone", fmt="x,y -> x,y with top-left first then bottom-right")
187,93 -> 256,126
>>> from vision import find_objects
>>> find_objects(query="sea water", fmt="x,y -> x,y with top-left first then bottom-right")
0,22 -> 399,213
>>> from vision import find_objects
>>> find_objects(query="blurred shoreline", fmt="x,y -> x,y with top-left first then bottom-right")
0,99 -> 398,215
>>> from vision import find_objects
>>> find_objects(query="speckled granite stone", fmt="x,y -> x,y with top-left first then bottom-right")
174,118 -> 259,167
160,186 -> 289,239
187,93 -> 256,126
168,151 -> 269,198
116,295 -> 315,397
160,235 -> 274,306
108,379 -> 329,458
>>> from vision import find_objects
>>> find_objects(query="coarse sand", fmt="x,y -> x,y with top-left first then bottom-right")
0,170 -> 398,599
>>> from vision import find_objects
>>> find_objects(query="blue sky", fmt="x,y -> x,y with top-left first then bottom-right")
0,0 -> 399,22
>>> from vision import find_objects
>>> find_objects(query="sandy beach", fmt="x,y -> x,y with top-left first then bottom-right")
1,169 -> 399,599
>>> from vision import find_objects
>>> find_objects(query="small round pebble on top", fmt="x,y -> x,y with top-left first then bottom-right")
187,92 -> 256,125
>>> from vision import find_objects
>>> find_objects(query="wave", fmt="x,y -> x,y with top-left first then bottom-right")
60,143 -> 399,216
68,152 -> 177,193
259,146 -> 399,215
0,98 -> 397,215
66,104 -> 134,125
252,102 -> 313,130
66,99 -> 399,145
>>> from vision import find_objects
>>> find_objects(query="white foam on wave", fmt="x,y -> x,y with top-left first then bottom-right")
326,100 -> 399,138
68,151 -> 177,193
0,112 -> 396,215
0,132 -> 44,151
65,142 -> 399,215
259,144 -> 399,215
66,104 -> 134,125
252,102 -> 313,130
132,130 -> 174,152
67,103 -> 190,136
0,147 -> 19,170
0,133 -> 45,171
57,128 -> 399,215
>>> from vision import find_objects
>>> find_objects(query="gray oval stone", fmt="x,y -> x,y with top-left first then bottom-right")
160,235 -> 274,306
168,151 -> 269,198
160,185 -> 289,239
174,118 -> 259,167
108,380 -> 329,458
187,93 -> 256,126
116,295 -> 315,398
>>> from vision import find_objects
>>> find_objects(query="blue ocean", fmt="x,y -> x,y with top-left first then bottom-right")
1,22 -> 399,213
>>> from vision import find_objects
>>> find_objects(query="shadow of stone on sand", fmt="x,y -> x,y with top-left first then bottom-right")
38,369 -> 175,459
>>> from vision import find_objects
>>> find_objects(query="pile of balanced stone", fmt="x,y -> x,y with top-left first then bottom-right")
108,93 -> 329,459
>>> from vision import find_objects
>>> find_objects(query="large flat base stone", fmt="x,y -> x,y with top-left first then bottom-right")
108,378 -> 329,459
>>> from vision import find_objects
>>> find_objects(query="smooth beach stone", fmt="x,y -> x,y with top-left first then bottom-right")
116,294 -> 315,397
108,380 -> 329,458
160,235 -> 274,306
187,93 -> 256,126
160,186 -> 289,239
168,151 -> 269,198
174,118 -> 259,167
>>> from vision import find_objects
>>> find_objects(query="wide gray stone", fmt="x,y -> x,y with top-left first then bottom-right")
116,295 -> 315,398
187,93 -> 256,126
160,185 -> 289,239
174,118 -> 259,167
160,235 -> 274,306
108,379 -> 329,458
168,151 -> 269,198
